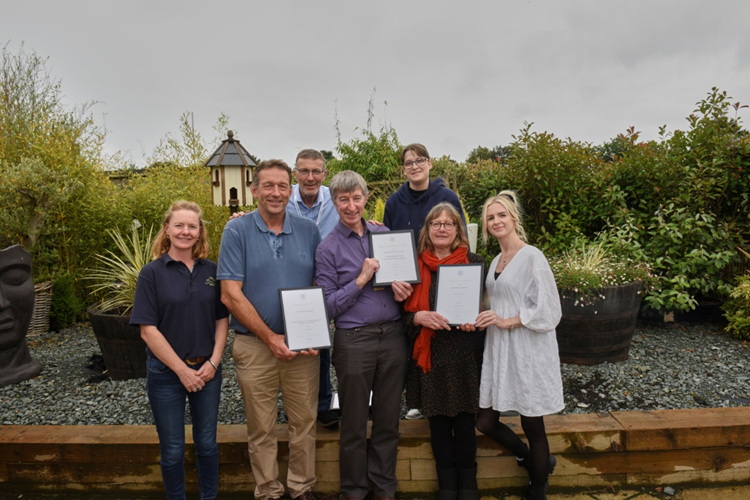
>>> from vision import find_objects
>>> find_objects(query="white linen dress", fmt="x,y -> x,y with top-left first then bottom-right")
479,245 -> 565,416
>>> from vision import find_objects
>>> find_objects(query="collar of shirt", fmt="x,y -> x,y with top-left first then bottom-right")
253,211 -> 293,235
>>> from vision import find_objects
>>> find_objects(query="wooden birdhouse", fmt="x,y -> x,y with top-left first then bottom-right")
204,130 -> 258,211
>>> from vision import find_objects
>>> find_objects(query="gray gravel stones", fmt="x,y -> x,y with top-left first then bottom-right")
1,321 -> 748,426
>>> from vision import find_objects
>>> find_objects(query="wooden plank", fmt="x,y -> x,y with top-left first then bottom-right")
612,408 -> 750,451
8,462 -> 161,484
61,443 -> 158,464
0,442 -> 62,462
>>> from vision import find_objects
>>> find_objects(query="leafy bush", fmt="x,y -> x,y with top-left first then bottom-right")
49,273 -> 83,331
724,273 -> 750,340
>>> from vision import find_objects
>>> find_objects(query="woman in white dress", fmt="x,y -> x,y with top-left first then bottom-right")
474,191 -> 563,500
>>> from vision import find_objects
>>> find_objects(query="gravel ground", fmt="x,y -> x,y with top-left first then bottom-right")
1,321 -> 748,426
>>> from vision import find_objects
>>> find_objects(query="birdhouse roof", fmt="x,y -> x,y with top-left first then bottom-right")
204,131 -> 258,167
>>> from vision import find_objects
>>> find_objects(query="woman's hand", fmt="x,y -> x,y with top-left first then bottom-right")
178,365 -> 205,392
197,361 -> 217,382
415,311 -> 451,330
458,322 -> 477,332
475,310 -> 503,329
391,280 -> 413,302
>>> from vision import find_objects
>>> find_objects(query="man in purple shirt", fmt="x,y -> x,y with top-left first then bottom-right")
315,170 -> 412,500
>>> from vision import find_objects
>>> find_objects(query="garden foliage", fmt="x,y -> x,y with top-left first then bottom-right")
1,43 -> 748,324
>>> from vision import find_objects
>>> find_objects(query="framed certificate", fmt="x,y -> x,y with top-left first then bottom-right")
369,230 -> 421,287
434,263 -> 484,326
279,286 -> 332,351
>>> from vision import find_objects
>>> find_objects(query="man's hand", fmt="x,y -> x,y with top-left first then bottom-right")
229,210 -> 248,220
391,280 -> 413,302
355,258 -> 380,289
267,333 -> 298,362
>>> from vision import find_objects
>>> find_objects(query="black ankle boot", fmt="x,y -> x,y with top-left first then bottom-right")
456,464 -> 479,500
436,466 -> 457,500
520,481 -> 548,500
517,454 -> 557,478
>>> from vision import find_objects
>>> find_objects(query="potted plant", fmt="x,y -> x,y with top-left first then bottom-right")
85,222 -> 154,380
549,240 -> 653,365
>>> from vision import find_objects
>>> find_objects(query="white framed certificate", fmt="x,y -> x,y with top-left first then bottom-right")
435,263 -> 484,326
279,287 -> 332,351
369,230 -> 421,287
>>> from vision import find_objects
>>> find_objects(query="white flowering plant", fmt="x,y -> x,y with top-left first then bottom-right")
550,240 -> 655,307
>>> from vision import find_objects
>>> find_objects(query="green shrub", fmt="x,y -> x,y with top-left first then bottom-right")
724,274 -> 750,340
49,273 -> 83,331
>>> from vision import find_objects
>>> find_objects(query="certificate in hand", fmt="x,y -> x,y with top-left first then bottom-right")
435,263 -> 484,326
279,287 -> 332,351
369,230 -> 421,287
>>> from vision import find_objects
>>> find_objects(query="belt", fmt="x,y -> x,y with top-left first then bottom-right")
338,319 -> 401,333
234,331 -> 284,337
185,356 -> 207,365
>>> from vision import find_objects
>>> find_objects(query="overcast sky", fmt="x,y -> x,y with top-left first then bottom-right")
3,1 -> 750,167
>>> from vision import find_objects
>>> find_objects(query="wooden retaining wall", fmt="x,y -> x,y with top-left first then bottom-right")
0,407 -> 749,496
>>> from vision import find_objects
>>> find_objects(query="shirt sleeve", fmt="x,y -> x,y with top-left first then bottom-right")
214,278 -> 229,320
383,197 -> 393,229
216,221 -> 245,282
315,242 -> 364,319
518,252 -> 562,332
130,264 -> 159,326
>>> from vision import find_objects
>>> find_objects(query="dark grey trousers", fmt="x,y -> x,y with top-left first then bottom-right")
333,320 -> 409,498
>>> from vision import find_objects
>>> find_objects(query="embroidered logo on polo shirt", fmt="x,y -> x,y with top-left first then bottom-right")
205,277 -> 216,287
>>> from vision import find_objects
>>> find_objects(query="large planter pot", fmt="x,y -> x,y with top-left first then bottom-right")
556,281 -> 643,366
673,296 -> 726,324
87,305 -> 147,380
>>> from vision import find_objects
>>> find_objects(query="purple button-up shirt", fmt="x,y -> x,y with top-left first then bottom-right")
315,219 -> 402,329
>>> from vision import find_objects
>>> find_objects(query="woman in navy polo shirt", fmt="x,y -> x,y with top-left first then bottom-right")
131,200 -> 229,500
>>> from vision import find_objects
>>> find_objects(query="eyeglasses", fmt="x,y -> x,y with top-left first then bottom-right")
403,157 -> 428,170
429,222 -> 455,230
296,169 -> 325,177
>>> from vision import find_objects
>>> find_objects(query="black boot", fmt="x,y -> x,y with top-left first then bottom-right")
436,466 -> 457,500
517,454 -> 557,479
521,481 -> 548,500
456,464 -> 479,500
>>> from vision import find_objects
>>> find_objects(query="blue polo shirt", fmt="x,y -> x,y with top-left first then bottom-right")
217,210 -> 321,334
286,184 -> 339,239
130,254 -> 228,360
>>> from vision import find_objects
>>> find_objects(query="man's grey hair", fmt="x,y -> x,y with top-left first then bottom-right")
329,170 -> 369,200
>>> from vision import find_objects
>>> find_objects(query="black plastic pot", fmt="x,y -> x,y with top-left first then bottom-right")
87,305 -> 147,380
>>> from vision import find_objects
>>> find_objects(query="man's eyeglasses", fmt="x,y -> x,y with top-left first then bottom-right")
429,222 -> 455,230
403,157 -> 429,170
296,169 -> 325,177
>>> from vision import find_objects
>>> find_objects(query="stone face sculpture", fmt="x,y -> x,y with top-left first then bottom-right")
0,245 -> 43,387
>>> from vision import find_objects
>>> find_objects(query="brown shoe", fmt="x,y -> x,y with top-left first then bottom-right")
294,491 -> 316,500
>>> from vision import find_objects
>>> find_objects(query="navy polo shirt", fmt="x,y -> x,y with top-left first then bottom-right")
130,254 -> 228,360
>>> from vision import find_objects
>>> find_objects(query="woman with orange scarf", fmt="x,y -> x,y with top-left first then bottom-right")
403,202 -> 486,500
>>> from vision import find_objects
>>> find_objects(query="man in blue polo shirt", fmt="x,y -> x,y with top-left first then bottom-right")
218,159 -> 321,500
286,149 -> 340,429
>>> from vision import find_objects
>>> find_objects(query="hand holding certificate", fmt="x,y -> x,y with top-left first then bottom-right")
279,287 -> 332,352
369,230 -> 421,287
434,264 -> 484,325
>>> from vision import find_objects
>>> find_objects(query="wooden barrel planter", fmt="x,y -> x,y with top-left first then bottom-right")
556,281 -> 643,365
87,305 -> 147,380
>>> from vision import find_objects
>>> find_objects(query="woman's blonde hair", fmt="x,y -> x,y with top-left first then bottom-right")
417,202 -> 470,254
151,200 -> 209,259
481,190 -> 527,245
